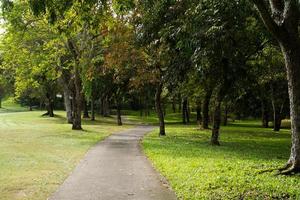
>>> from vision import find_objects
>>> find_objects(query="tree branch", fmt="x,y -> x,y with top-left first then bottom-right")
252,0 -> 285,41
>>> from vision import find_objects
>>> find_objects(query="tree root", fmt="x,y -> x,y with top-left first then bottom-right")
277,165 -> 300,175
258,163 -> 300,176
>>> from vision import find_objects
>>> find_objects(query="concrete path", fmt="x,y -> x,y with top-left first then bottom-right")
49,126 -> 177,200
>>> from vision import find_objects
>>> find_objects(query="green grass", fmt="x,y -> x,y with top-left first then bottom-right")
0,111 -> 131,200
143,120 -> 300,199
0,97 -> 29,113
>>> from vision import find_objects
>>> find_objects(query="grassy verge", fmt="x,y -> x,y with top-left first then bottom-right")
143,120 -> 300,199
0,111 -> 131,200
0,97 -> 29,113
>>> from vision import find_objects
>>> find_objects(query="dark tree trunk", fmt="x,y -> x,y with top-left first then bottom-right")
202,89 -> 212,129
44,93 -> 54,117
211,99 -> 222,146
101,96 -> 110,117
72,69 -> 83,130
0,98 -> 2,108
196,100 -> 202,125
155,82 -> 165,136
261,99 -> 270,128
178,94 -> 182,111
273,109 -> 282,131
91,96 -> 95,121
187,99 -> 190,123
172,97 -> 176,113
83,99 -> 90,118
117,102 -> 122,126
223,104 -> 228,126
67,38 -> 82,130
182,97 -> 187,124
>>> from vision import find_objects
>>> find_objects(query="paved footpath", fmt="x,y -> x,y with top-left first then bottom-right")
49,126 -> 177,200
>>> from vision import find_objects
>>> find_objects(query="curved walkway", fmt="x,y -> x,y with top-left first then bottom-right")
49,126 -> 177,200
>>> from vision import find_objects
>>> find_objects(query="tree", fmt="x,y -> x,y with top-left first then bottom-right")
252,0 -> 300,174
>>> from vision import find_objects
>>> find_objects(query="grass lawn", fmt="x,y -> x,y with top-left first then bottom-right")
143,120 -> 300,199
0,97 -> 29,113
0,110 -> 131,200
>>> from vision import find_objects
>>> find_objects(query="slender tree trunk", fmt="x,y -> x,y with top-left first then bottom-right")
273,108 -> 282,131
117,102 -> 122,126
261,99 -> 269,128
101,96 -> 110,117
155,82 -> 165,136
91,96 -> 95,121
83,99 -> 90,118
63,89 -> 73,124
182,97 -> 187,124
172,97 -> 176,113
202,89 -> 212,129
0,98 -> 2,108
178,94 -> 182,111
223,104 -> 228,126
196,100 -> 202,125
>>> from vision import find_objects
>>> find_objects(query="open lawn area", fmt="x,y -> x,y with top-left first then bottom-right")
0,111 -> 131,200
143,121 -> 300,200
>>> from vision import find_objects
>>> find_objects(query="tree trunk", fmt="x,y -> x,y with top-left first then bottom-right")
253,0 -> 300,173
67,38 -> 82,130
211,99 -> 222,146
182,97 -> 187,124
63,89 -> 73,124
44,93 -> 54,117
196,100 -> 202,125
91,97 -> 95,121
0,98 -> 2,108
83,99 -> 90,118
261,99 -> 269,128
172,97 -> 176,113
117,102 -> 122,126
202,89 -> 212,129
273,108 -> 282,131
187,99 -> 190,123
280,42 -> 300,171
155,82 -> 165,136
72,67 -> 83,130
223,104 -> 228,126
101,96 -> 110,117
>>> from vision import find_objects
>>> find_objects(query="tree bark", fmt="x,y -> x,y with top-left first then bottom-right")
211,99 -> 222,146
196,100 -> 202,125
72,67 -> 83,130
172,97 -> 176,113
83,99 -> 90,118
117,102 -> 122,126
253,1 -> 300,172
155,82 -> 166,136
63,88 -> 73,124
91,96 -> 95,121
202,89 -> 212,129
67,39 -> 82,130
182,97 -> 187,124
223,104 -> 228,126
261,99 -> 270,128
